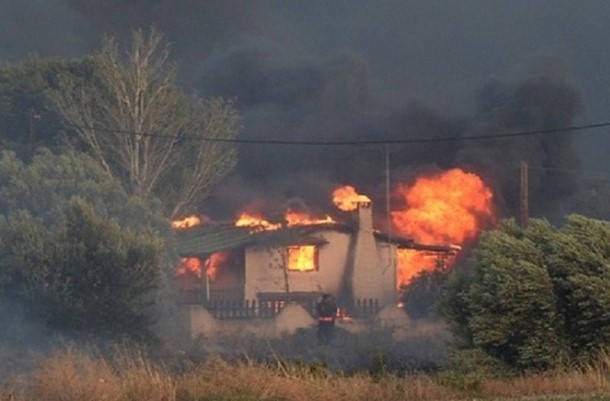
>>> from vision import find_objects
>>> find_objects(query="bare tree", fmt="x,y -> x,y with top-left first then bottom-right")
49,28 -> 238,218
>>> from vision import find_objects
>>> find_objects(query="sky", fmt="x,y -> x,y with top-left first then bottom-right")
1,0 -> 609,220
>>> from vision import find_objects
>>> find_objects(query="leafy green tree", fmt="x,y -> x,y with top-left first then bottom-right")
0,199 -> 164,339
401,266 -> 450,320
0,57 -> 94,159
0,148 -> 168,341
546,215 -> 610,360
49,28 -> 239,218
445,216 -> 610,369
466,224 -> 564,369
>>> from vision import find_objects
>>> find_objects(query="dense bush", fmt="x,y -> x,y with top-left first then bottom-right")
401,267 -> 450,320
0,149 -> 169,341
442,216 -> 610,370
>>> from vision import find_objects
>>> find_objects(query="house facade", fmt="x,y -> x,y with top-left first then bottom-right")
173,199 -> 456,319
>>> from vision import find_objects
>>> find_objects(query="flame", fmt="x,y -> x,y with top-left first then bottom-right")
287,245 -> 317,272
177,257 -> 203,278
235,210 -> 334,231
393,168 -> 494,286
396,249 -> 456,285
285,209 -> 334,226
175,251 -> 229,282
204,251 -> 230,282
171,214 -> 204,229
235,212 -> 282,231
332,185 -> 371,211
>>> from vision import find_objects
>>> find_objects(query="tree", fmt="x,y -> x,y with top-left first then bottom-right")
442,216 -> 610,370
0,57 -> 94,159
463,222 -> 564,369
546,215 -> 610,360
49,28 -> 239,218
0,148 -> 168,341
401,267 -> 450,320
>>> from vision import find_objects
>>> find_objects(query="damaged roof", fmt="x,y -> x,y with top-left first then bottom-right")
172,222 -> 343,257
172,222 -> 458,257
172,223 -> 253,256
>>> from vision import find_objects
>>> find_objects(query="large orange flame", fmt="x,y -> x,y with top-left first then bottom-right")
332,185 -> 371,211
393,168 -> 494,286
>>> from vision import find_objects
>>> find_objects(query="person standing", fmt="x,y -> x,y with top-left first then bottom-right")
316,293 -> 337,344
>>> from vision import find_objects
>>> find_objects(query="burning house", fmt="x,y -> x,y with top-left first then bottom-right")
172,183 -> 468,326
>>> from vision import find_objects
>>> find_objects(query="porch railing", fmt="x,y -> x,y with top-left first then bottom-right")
179,291 -> 382,321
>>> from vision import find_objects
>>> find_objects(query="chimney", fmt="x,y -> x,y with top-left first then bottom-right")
350,198 -> 389,304
355,197 -> 373,232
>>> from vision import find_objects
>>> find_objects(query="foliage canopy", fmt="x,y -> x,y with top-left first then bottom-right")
0,149 -> 168,341
46,28 -> 239,218
443,216 -> 610,370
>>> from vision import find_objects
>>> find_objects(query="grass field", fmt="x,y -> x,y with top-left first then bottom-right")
1,346 -> 610,401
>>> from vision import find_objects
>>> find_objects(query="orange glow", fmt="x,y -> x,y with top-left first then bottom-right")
171,214 -> 205,229
396,249 -> 456,285
393,168 -> 494,286
235,212 -> 282,231
235,210 -> 334,230
175,251 -> 229,281
177,257 -> 203,278
287,245 -> 317,272
332,185 -> 371,211
204,251 -> 230,282
285,209 -> 334,226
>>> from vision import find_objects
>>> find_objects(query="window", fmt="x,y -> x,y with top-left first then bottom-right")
287,245 -> 318,272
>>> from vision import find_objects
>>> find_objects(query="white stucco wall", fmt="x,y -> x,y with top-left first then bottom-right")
243,225 -> 399,308
351,234 -> 398,307
244,229 -> 351,300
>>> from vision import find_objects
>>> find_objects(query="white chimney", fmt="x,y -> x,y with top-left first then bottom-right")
351,199 -> 386,304
356,198 -> 373,232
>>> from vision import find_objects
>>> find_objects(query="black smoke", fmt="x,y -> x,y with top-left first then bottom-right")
0,1 -> 599,223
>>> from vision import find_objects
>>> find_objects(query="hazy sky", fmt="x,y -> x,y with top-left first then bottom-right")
1,1 -> 609,217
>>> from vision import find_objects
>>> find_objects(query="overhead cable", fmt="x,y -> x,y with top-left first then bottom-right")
69,121 -> 610,147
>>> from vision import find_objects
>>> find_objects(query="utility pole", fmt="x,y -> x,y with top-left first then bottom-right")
520,161 -> 529,228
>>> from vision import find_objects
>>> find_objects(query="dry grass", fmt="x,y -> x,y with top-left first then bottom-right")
176,356 -> 458,401
2,347 -> 610,401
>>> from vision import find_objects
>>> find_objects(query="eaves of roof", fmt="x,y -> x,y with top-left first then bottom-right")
172,221 -> 459,257
172,222 -> 347,257
374,231 -> 459,254
172,224 -> 254,257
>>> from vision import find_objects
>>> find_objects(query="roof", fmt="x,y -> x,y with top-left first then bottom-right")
172,221 -> 458,257
172,222 -> 344,257
172,223 -> 253,256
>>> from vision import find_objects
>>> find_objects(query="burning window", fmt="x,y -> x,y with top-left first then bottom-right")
287,245 -> 318,272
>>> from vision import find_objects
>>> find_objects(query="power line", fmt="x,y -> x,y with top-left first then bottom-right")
70,121 -> 610,147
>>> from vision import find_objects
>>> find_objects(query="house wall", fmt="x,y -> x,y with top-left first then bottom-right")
244,230 -> 351,301
244,227 -> 398,308
368,241 -> 398,306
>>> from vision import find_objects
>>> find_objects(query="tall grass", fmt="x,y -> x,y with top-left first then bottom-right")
2,347 -> 610,401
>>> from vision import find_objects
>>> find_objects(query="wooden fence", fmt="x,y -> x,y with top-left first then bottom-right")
179,295 -> 381,321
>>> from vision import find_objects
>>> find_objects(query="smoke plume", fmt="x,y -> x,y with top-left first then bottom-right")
0,1 -> 594,223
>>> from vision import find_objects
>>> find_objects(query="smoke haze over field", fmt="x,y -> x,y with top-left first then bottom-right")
2,1 -> 610,221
